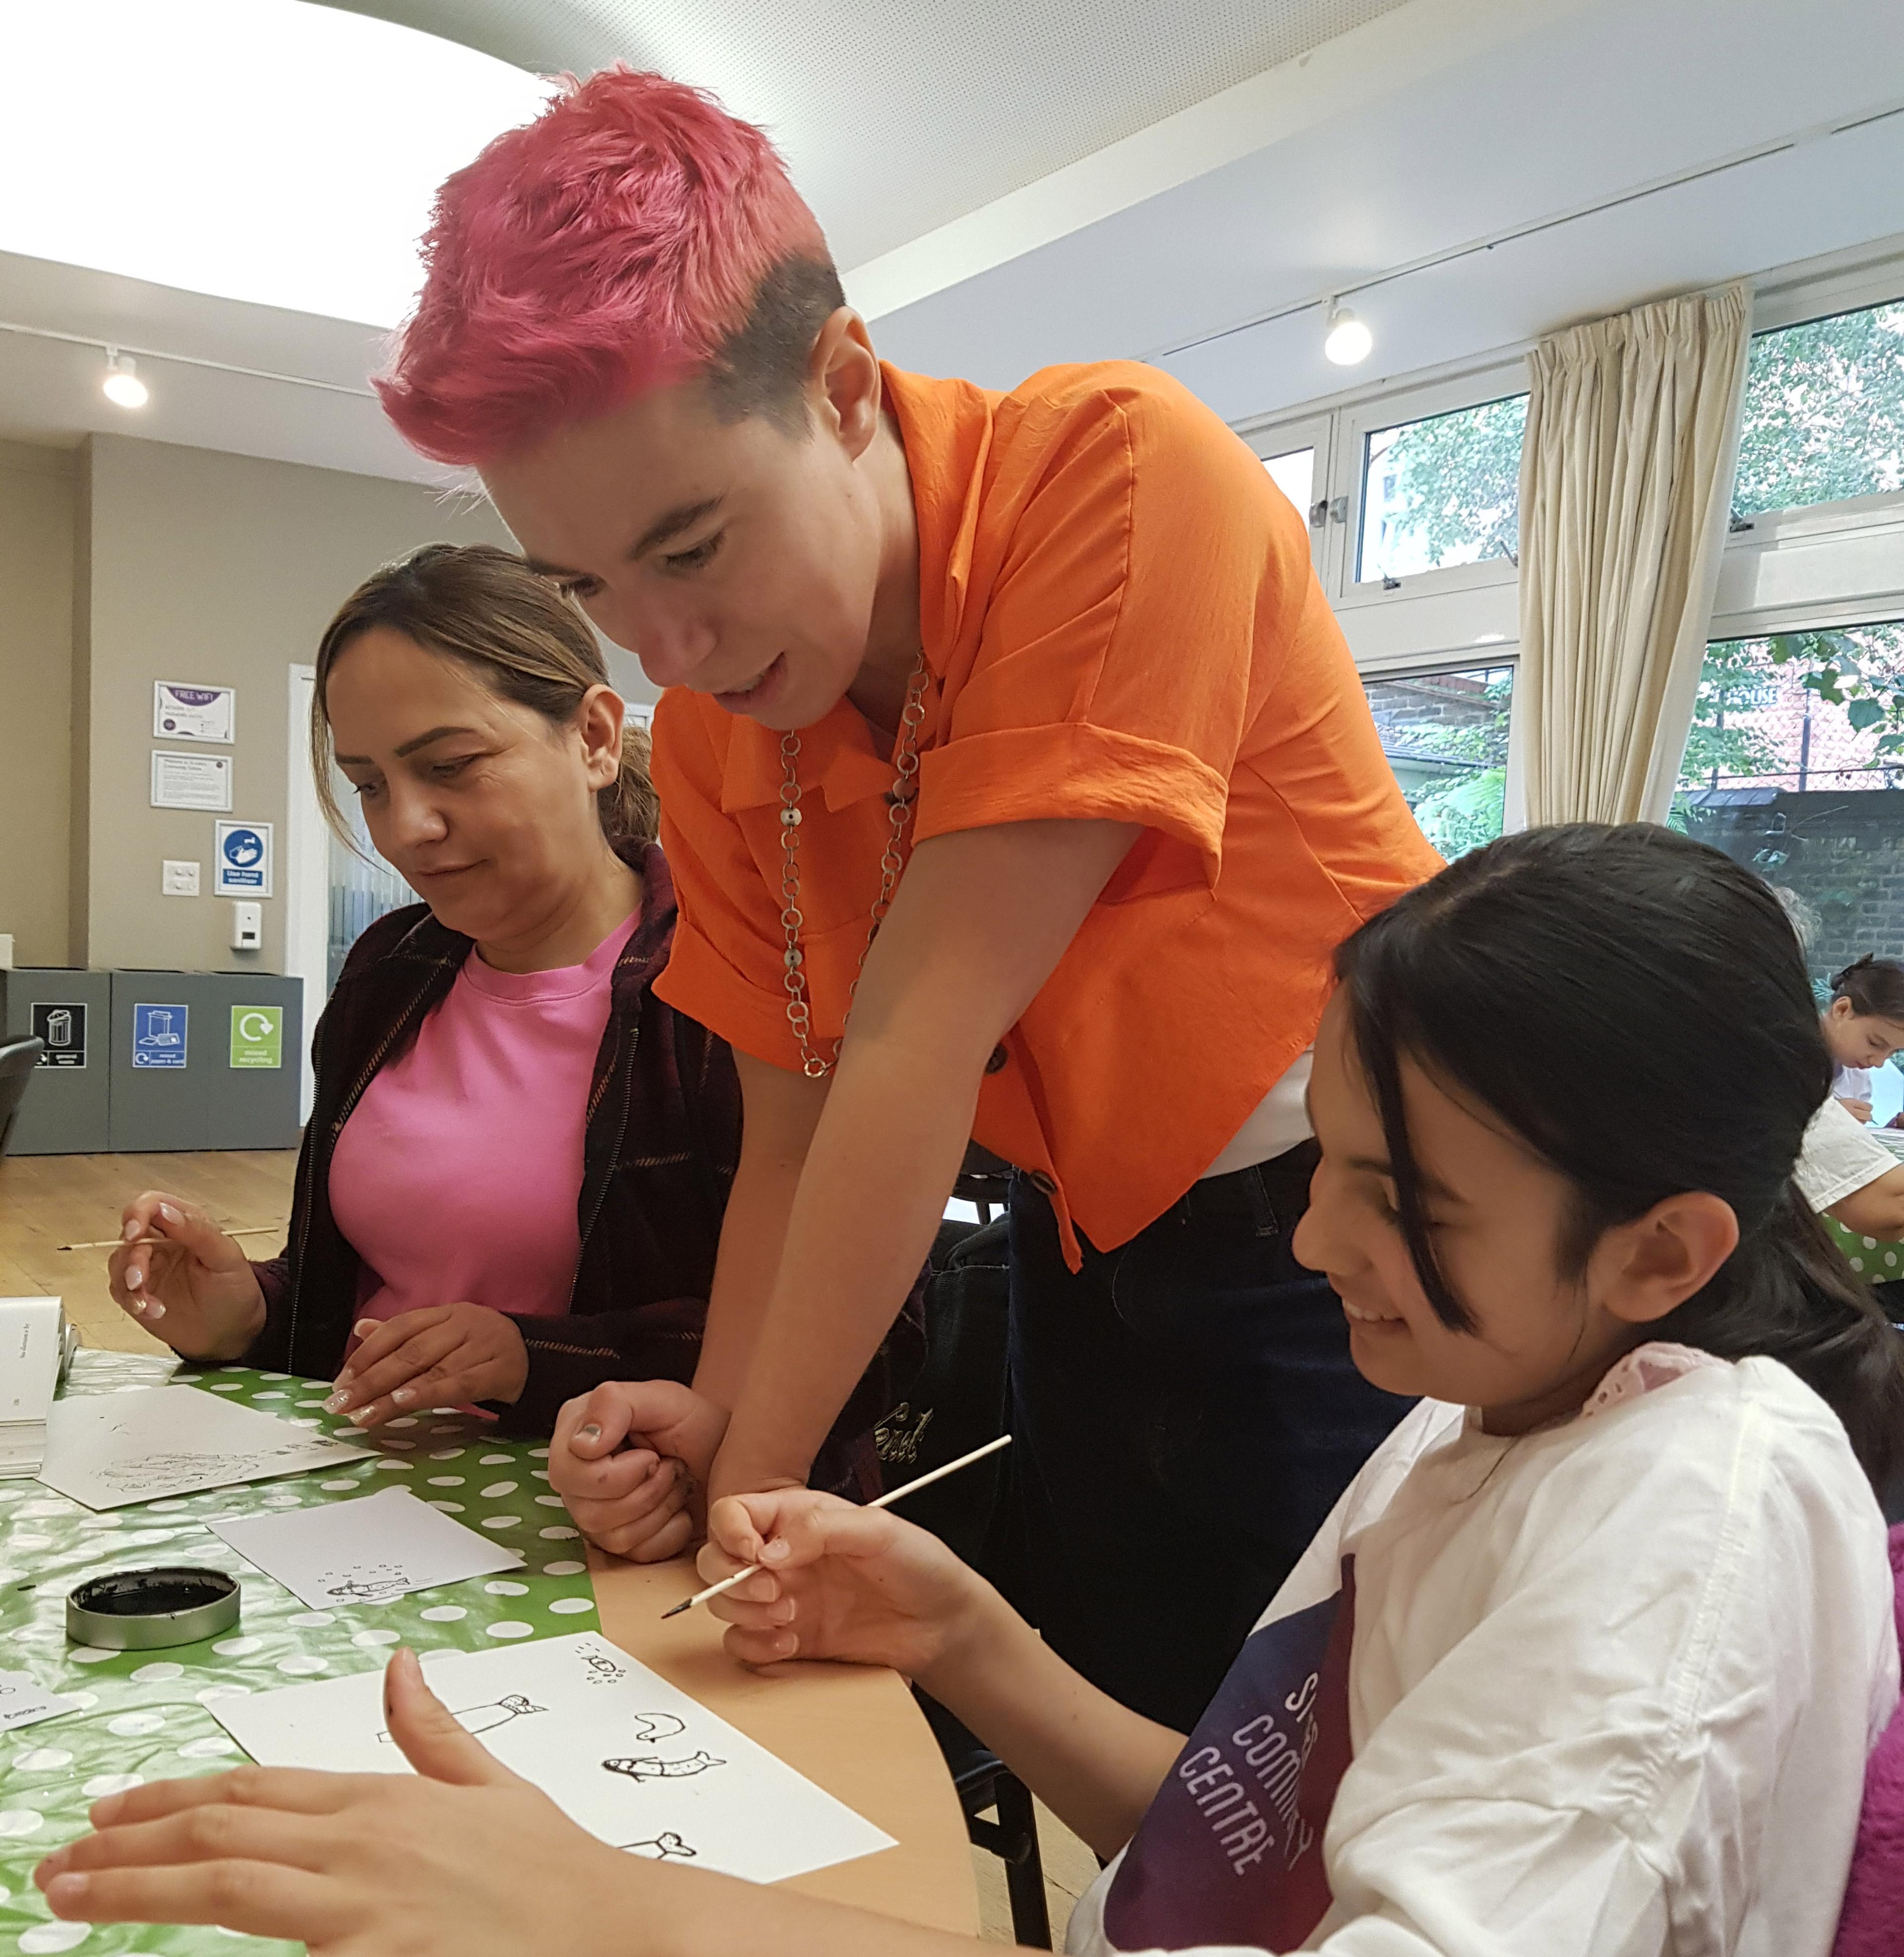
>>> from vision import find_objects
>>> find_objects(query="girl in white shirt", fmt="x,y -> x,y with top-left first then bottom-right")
34,825 -> 1904,1957
1823,952 -> 1904,1123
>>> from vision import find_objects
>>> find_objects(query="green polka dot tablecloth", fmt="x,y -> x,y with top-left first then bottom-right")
0,1354 -> 598,1956
1824,1213 -> 1904,1281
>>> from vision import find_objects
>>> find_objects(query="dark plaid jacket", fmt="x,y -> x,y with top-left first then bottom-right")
245,842 -> 915,1495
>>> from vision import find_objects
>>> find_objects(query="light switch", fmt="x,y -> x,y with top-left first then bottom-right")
162,859 -> 201,897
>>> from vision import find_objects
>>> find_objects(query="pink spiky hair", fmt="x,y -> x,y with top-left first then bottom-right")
377,67 -> 832,465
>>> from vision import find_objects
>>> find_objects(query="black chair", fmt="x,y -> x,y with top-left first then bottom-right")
876,1144 -> 1051,1944
916,1688 -> 1052,1949
0,1036 -> 44,1161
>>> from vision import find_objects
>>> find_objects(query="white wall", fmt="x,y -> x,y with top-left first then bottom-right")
70,433 -> 515,973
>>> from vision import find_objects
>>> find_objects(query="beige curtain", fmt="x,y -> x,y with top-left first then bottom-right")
1517,281 -> 1752,825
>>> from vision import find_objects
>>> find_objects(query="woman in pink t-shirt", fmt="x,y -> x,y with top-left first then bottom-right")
105,546 -> 914,1556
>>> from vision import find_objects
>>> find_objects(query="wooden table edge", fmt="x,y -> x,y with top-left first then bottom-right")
589,1542 -> 980,1937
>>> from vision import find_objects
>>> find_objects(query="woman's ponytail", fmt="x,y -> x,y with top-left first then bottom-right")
597,717 -> 660,850
1831,951 -> 1904,1021
1655,1184 -> 1904,1487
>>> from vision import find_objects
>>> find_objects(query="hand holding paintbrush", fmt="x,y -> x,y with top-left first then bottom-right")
664,1433 -> 1012,1617
104,1192 -> 269,1357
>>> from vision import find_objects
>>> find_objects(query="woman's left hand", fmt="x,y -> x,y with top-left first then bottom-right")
33,1648 -> 652,1956
325,1304 -> 529,1427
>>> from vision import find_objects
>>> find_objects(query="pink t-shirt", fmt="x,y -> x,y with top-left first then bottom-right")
328,916 -> 635,1333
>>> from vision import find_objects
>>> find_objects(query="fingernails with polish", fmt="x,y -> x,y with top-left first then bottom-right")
324,1392 -> 350,1413
353,1320 -> 377,1339
391,1387 -> 414,1406
159,1203 -> 182,1225
772,1600 -> 796,1625
761,1537 -> 791,1562
121,1217 -> 140,1242
579,1423 -> 600,1442
146,1301 -> 166,1321
349,1409 -> 372,1427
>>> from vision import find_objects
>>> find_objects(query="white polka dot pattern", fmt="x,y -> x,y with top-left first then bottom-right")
0,1356 -> 598,1908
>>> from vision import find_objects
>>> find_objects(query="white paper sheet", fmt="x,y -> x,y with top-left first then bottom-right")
37,1385 -> 370,1509
211,1632 -> 896,1885
0,1669 -> 81,1733
213,1486 -> 523,1608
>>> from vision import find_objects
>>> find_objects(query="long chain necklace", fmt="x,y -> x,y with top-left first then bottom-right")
778,652 -> 932,1078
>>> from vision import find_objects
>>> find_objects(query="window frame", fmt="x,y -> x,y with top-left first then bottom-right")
1225,244 -> 1904,842
1330,362 -> 1530,611
1241,411 -> 1333,572
1358,648 -> 1528,847
1727,272 -> 1904,538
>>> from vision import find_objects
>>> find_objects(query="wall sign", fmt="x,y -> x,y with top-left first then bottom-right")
230,1007 -> 283,1070
152,751 -> 233,812
153,682 -> 236,745
131,1003 -> 189,1070
29,1002 -> 86,1069
214,821 -> 273,898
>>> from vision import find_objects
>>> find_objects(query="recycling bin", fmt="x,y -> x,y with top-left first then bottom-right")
0,968 -> 113,1154
107,971 -> 303,1152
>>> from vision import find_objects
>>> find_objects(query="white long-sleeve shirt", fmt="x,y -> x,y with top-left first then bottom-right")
1067,1346 -> 1899,1957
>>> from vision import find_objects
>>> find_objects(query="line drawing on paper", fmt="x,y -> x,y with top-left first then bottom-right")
619,1832 -> 697,1860
377,1695 -> 547,1745
323,1564 -> 409,1604
97,1446 -> 316,1492
601,1750 -> 725,1781
628,1713 -> 686,1744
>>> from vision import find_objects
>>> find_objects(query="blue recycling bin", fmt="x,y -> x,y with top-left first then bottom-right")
107,971 -> 302,1152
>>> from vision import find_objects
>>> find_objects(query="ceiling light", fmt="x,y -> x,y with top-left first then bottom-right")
0,1 -> 554,329
1324,305 -> 1372,366
102,349 -> 148,409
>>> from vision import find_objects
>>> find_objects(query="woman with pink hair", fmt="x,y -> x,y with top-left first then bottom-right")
386,68 -> 1437,1734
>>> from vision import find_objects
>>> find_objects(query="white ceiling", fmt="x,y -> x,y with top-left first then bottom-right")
868,0 -> 1904,414
1,0 -> 1902,485
325,0 -> 1417,268
0,0 -> 552,328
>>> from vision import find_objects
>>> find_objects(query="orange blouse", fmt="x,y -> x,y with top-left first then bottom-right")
653,360 -> 1440,1265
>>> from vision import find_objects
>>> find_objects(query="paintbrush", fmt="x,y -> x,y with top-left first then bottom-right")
58,1225 -> 281,1251
660,1432 -> 1012,1619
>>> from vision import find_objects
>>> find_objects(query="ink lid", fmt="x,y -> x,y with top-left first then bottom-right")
66,1566 -> 240,1651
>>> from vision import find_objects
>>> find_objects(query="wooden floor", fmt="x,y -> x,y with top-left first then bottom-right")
970,1795 -> 1102,1946
0,1146 -> 298,1356
0,1144 -> 1100,1943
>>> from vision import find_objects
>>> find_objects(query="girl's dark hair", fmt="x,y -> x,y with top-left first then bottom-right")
312,542 -> 658,852
1337,822 -> 1904,1487
1831,952 -> 1904,1022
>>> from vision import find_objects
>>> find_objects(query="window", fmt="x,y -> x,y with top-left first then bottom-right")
327,781 -> 416,990
1362,662 -> 1515,861
1675,619 -> 1904,1102
1733,300 -> 1904,520
1261,447 -> 1314,521
1356,394 -> 1528,583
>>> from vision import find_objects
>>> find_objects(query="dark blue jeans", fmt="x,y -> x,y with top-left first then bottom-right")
1000,1147 -> 1414,1734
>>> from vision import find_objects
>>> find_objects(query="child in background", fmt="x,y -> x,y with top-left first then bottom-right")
1823,952 -> 1904,1123
34,825 -> 1904,1957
